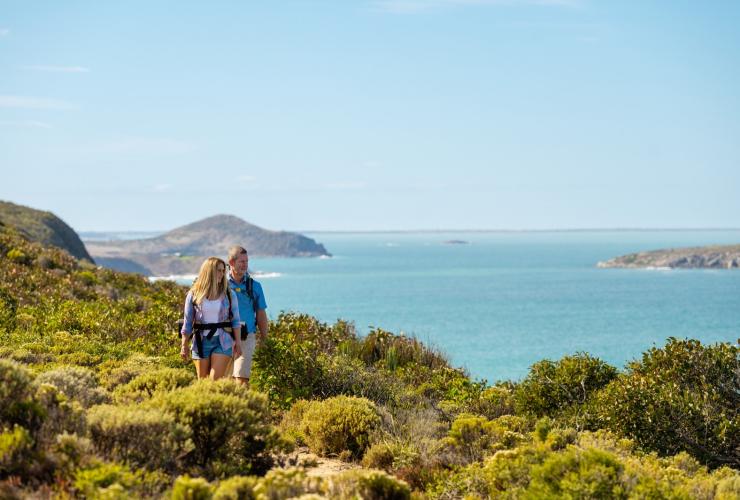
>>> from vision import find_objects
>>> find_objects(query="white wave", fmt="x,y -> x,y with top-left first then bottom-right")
148,274 -> 197,283
644,266 -> 673,271
319,255 -> 332,259
252,271 -> 282,279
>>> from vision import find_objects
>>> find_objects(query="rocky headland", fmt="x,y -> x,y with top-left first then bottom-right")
85,214 -> 330,276
597,244 -> 740,269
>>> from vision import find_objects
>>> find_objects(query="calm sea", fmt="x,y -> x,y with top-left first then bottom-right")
91,230 -> 740,383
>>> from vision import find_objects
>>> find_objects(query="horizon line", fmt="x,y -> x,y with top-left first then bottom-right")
78,227 -> 740,235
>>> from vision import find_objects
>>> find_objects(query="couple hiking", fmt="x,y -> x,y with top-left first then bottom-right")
179,245 -> 268,384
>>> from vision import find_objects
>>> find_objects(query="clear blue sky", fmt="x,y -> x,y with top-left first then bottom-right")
1,1 -> 739,231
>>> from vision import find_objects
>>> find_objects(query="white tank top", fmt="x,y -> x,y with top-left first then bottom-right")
200,298 -> 221,323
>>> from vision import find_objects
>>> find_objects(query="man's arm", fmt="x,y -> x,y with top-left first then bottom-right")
256,309 -> 268,342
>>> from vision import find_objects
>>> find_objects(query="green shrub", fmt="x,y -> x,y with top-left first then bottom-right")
444,414 -> 530,464
213,475 -> 257,500
87,404 -> 192,471
252,468 -> 323,500
360,328 -> 448,372
53,432 -> 93,478
98,354 -> 164,390
171,475 -> 214,500
0,359 -> 43,433
0,286 -> 17,331
300,396 -> 381,459
326,469 -> 411,500
525,447 -> 626,498
73,462 -> 140,498
153,380 -> 278,477
34,383 -> 87,446
0,425 -> 35,477
36,366 -> 110,408
362,443 -> 395,471
279,399 -> 312,445
113,367 -> 193,403
6,248 -> 31,265
594,338 -> 739,468
514,353 -> 617,422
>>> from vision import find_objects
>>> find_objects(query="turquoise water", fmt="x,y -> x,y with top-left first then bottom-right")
197,231 -> 740,382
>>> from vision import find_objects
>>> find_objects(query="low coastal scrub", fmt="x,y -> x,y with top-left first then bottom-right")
0,224 -> 738,497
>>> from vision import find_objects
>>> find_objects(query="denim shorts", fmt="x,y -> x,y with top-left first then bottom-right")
191,334 -> 233,360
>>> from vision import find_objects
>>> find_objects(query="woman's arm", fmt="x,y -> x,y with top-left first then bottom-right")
180,291 -> 194,361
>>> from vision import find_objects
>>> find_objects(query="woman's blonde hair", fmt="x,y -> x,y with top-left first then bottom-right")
190,257 -> 228,305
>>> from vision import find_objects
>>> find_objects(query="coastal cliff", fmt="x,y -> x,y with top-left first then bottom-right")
86,214 -> 331,276
597,244 -> 740,269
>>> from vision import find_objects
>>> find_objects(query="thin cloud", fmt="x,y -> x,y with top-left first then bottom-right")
73,138 -> 195,155
0,119 -> 53,129
24,65 -> 91,73
0,29 -> 9,37
374,0 -> 581,13
0,95 -> 75,110
153,184 -> 173,193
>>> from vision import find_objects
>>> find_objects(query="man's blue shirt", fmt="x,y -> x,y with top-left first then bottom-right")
228,272 -> 267,334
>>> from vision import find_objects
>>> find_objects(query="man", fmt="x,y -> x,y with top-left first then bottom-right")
227,245 -> 268,385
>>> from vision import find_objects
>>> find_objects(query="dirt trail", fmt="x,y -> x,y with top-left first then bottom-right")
281,447 -> 361,478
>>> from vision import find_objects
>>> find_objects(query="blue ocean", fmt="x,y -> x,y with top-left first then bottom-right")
157,231 -> 740,383
244,231 -> 740,382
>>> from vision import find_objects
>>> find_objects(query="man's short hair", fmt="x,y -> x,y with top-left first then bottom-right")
228,245 -> 248,263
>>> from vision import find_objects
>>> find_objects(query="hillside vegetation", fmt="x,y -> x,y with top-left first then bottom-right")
0,223 -> 738,499
0,200 -> 93,262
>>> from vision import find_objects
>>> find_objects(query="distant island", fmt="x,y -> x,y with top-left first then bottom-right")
85,214 -> 331,276
0,200 -> 93,262
598,244 -> 740,269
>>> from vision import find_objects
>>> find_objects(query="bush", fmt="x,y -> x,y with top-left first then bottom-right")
213,475 -> 256,500
514,353 -> 617,422
172,475 -> 214,500
36,366 -> 109,408
299,396 -> 381,459
594,338 -> 739,468
444,414 -> 530,464
98,354 -> 164,390
362,443 -> 395,471
252,468 -> 323,500
153,380 -> 278,477
87,404 -> 192,472
34,383 -> 87,446
326,469 -> 411,500
73,462 -> 140,499
525,447 -> 626,498
0,425 -> 35,477
0,360 -> 43,433
113,367 -> 193,403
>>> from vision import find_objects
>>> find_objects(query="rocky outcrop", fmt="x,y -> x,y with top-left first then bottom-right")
0,200 -> 94,262
86,214 -> 331,276
597,244 -> 740,269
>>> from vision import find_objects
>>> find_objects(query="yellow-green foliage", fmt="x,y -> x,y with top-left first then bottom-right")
514,352 -> 617,421
153,380 -> 278,476
444,414 -> 531,464
73,462 -> 141,499
326,469 -> 411,500
252,468 -> 323,499
0,359 -> 42,431
213,475 -> 257,500
427,430 -> 740,499
593,338 -> 740,468
0,425 -> 34,476
113,367 -> 193,403
298,396 -> 381,459
172,475 -> 215,500
36,366 -> 110,408
362,443 -> 396,471
87,404 -> 192,471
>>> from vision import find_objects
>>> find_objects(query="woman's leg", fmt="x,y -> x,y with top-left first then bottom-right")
193,359 -> 211,379
209,353 -> 232,380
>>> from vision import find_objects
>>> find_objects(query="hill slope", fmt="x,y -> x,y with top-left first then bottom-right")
85,214 -> 330,275
0,200 -> 93,262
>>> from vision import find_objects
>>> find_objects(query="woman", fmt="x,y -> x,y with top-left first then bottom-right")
180,257 -> 241,379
